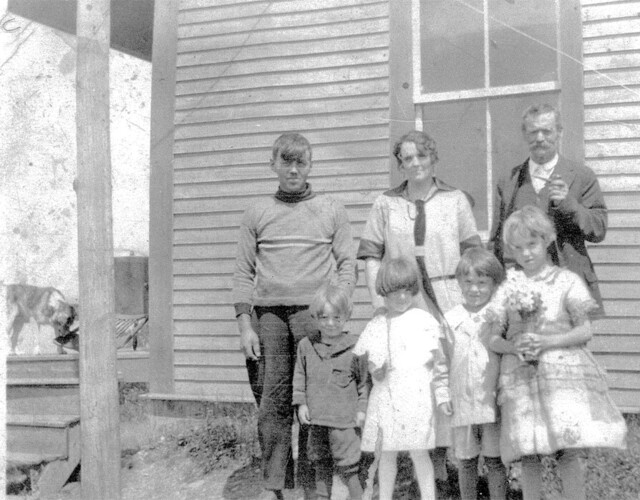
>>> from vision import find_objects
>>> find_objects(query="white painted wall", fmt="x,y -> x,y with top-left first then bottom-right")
1,13 -> 150,307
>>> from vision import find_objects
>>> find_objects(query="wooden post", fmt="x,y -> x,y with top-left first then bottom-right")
76,1 -> 121,498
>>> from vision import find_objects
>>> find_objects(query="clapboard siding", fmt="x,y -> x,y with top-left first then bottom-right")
171,0 -> 390,400
583,1 -> 640,411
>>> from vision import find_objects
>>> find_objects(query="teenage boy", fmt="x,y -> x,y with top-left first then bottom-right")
233,132 -> 357,500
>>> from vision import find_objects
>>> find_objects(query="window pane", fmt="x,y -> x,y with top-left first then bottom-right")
421,0 -> 484,93
421,100 -> 488,230
489,92 -> 560,189
489,0 -> 558,87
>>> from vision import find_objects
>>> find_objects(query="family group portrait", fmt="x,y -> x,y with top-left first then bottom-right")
3,0 -> 640,499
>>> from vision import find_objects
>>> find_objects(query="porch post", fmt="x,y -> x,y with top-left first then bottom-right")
76,0 -> 121,497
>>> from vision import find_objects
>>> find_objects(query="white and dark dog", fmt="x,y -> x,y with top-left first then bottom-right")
6,284 -> 78,354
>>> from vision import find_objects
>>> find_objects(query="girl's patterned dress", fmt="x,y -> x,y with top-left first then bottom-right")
488,267 -> 626,463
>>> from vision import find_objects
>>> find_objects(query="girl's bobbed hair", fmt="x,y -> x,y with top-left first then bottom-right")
375,257 -> 420,297
503,205 -> 556,248
309,283 -> 353,319
455,247 -> 505,285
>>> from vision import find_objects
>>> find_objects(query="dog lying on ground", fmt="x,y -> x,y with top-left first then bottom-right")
6,284 -> 78,354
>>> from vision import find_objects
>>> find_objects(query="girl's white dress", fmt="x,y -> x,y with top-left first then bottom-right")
488,267 -> 627,463
354,308 -> 440,451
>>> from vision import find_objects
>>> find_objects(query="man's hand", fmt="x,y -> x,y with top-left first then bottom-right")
548,174 -> 569,205
438,402 -> 453,416
297,404 -> 311,425
237,314 -> 261,360
356,411 -> 366,427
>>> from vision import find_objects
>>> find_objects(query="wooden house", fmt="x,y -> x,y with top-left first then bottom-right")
147,0 -> 640,413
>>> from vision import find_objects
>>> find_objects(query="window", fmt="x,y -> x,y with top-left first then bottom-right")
410,0 -> 583,234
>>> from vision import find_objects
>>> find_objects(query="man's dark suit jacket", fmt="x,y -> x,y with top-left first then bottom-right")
489,155 -> 607,313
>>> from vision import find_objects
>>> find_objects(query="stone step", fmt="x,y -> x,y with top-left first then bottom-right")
8,378 -> 80,415
7,414 -> 80,457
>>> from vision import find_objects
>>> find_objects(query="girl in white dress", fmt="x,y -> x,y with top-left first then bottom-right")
354,257 -> 442,500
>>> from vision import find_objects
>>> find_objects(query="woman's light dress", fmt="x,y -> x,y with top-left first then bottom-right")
354,308 -> 441,451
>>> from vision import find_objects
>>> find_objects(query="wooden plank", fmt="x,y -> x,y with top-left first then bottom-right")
178,0 -> 384,24
175,78 -> 389,109
175,365 -> 249,382
175,335 -> 238,351
584,52 -> 640,72
602,191 -> 640,209
175,63 -> 388,95
180,0 -> 375,9
175,92 -> 389,125
585,121 -> 640,142
177,32 -> 389,67
593,317 -> 640,335
178,3 -> 387,38
593,353 -> 640,371
174,320 -> 238,336
173,159 -> 390,187
597,177 -> 640,192
585,104 -> 640,123
175,350 -> 245,366
582,18 -> 640,38
583,3 -> 640,23
173,285 -> 373,305
173,303 -> 374,321
173,380 -> 254,402
174,139 -> 390,170
605,371 -> 640,390
177,48 -> 389,82
607,211 -> 640,228
584,34 -> 640,55
601,299 -> 640,316
173,112 -> 390,143
173,172 -> 389,201
584,68 -> 640,88
594,264 -> 640,282
590,334 -> 640,353
177,17 -> 388,53
590,246 -> 640,264
586,140 -> 640,157
607,389 -> 640,412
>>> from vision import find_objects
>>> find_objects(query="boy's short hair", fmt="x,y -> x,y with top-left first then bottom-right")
375,257 -> 420,297
309,283 -> 353,319
272,132 -> 312,163
455,247 -> 505,285
503,205 -> 557,247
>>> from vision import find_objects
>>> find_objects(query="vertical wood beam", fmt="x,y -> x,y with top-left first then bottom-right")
149,0 -> 178,393
76,0 -> 120,497
388,0 -> 415,188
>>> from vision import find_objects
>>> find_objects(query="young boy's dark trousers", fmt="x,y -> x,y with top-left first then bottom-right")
249,306 -> 317,492
308,425 -> 363,500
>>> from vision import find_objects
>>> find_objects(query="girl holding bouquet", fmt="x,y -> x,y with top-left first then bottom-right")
487,205 -> 626,500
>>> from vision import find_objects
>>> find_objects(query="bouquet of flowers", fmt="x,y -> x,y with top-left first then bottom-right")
501,270 -> 544,365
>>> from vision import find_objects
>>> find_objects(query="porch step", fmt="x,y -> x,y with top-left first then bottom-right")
8,354 -> 79,380
7,414 -> 80,456
6,415 -> 81,495
8,378 -> 80,415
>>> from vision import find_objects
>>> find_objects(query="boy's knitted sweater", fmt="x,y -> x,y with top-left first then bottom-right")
233,188 -> 356,314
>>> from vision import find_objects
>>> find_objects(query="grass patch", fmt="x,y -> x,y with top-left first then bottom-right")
174,408 -> 259,473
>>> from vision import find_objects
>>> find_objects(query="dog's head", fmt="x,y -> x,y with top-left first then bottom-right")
52,303 -> 78,337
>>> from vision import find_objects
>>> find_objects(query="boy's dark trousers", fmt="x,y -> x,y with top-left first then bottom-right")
248,306 -> 317,492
